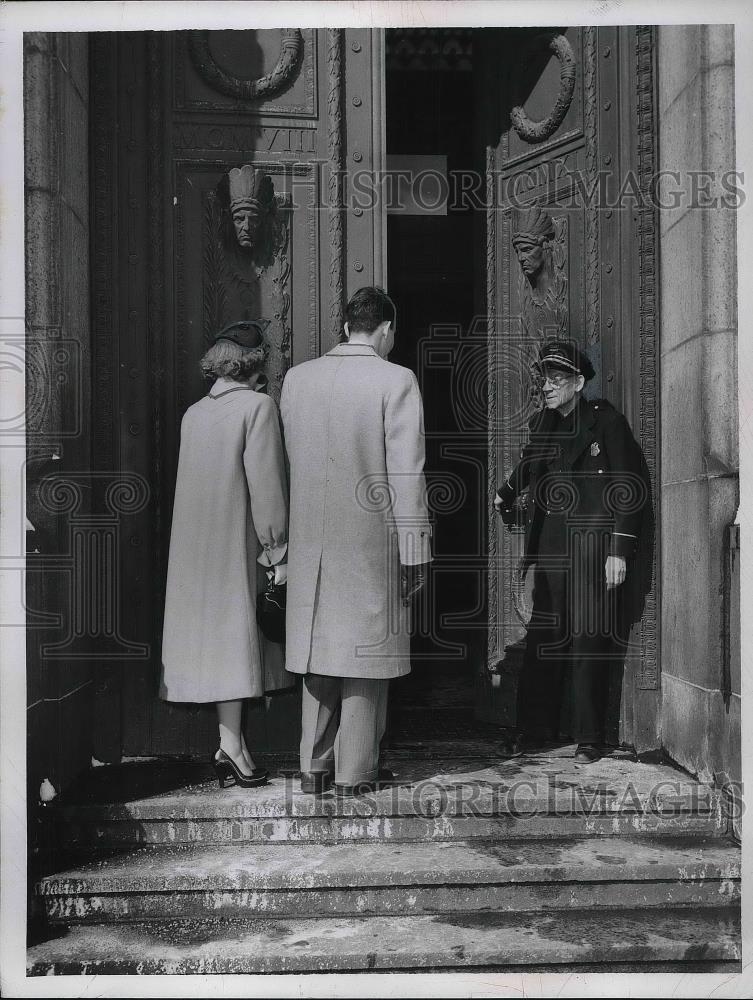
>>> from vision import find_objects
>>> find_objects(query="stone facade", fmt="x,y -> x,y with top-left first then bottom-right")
657,24 -> 740,794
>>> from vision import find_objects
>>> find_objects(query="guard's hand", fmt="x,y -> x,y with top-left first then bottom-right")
494,493 -> 517,528
605,555 -> 627,590
401,563 -> 427,606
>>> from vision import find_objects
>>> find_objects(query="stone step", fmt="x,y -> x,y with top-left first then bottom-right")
64,809 -> 723,848
37,835 -> 740,923
26,907 -> 742,974
58,756 -> 723,847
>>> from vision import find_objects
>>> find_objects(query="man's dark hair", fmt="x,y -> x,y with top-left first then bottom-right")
345,286 -> 396,335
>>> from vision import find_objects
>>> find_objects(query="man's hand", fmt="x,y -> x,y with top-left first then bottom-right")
605,555 -> 627,590
401,563 -> 427,606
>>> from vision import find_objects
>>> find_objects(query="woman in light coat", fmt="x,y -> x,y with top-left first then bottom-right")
160,320 -> 289,788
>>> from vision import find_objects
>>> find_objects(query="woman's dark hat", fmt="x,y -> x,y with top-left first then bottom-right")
537,339 -> 596,382
214,319 -> 271,349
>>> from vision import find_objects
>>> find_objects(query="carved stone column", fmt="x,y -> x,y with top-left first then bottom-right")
657,24 -> 739,796
24,32 -> 94,799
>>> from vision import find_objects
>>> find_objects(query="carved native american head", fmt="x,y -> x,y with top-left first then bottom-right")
512,205 -> 556,284
227,165 -> 275,250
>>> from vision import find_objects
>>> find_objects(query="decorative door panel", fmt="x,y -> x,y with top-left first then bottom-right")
91,29 -> 385,758
480,27 -> 660,750
175,160 -> 306,409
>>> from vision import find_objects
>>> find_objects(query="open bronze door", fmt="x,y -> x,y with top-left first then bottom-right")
90,28 -> 386,759
477,27 -> 661,752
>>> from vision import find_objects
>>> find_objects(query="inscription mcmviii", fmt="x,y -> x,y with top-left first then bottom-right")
174,122 -> 317,154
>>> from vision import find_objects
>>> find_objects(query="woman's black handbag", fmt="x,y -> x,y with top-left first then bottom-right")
256,570 -> 287,643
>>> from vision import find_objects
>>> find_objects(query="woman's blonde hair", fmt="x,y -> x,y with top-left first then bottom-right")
199,339 -> 269,382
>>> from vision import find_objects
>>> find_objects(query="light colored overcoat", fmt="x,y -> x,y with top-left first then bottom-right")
160,378 -> 290,703
280,343 -> 432,680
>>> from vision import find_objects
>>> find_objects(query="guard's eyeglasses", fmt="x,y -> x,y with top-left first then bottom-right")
533,371 -> 576,388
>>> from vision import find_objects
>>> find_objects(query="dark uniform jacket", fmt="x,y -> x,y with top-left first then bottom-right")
497,397 -> 645,562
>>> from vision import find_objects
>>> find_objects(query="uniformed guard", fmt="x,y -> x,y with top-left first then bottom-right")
494,339 -> 646,762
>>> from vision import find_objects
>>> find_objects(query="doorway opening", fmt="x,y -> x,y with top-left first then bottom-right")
385,29 -> 488,740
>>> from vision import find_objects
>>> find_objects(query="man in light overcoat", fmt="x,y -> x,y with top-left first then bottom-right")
281,287 -> 432,795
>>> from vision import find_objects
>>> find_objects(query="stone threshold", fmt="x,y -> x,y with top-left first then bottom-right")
58,752 -> 721,820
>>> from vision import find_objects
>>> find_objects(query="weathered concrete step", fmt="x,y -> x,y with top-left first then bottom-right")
38,836 -> 740,923
26,907 -> 742,974
63,808 -> 721,847
59,756 -> 722,847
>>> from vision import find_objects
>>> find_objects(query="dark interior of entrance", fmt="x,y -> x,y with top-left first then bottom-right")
385,31 -> 487,740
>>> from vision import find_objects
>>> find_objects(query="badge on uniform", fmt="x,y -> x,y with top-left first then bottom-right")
590,442 -> 600,457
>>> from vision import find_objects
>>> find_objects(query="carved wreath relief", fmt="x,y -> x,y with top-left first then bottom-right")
203,167 -> 292,401
188,29 -> 304,102
510,33 -> 577,144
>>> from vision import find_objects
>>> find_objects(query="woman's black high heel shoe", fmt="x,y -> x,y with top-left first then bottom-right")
212,748 -> 269,788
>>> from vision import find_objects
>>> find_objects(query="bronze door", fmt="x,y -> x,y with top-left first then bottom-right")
478,27 -> 660,751
90,28 -> 386,758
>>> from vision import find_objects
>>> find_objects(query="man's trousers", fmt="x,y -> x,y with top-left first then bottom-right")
300,673 -> 389,785
517,515 -> 622,745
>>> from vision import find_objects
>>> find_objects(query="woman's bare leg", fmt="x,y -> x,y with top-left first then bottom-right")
216,699 -> 257,772
217,699 -> 245,771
